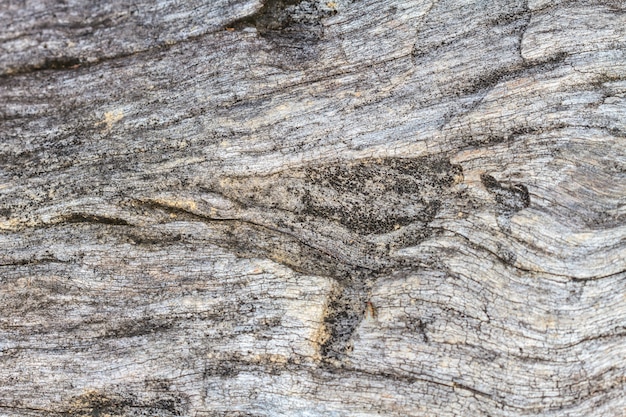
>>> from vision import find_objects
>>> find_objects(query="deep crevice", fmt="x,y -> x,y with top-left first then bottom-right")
62,213 -> 131,226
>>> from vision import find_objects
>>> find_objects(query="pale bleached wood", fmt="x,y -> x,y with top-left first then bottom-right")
0,0 -> 625,416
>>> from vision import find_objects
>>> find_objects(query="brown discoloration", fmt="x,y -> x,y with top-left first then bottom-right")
365,301 -> 378,320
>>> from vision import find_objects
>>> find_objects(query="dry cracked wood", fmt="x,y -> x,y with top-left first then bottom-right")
0,0 -> 625,416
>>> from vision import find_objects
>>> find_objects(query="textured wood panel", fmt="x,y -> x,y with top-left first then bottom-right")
0,0 -> 625,415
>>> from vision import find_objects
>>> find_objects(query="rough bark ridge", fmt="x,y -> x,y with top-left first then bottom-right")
1,0 -> 625,416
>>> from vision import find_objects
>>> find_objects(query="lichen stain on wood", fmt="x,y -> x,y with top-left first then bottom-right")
215,156 -> 463,237
206,156 -> 465,362
180,156 -> 467,281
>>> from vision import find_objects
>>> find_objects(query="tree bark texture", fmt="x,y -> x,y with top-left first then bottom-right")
0,0 -> 625,416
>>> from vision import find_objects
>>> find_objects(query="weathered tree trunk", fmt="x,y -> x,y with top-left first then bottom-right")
1,0 -> 625,415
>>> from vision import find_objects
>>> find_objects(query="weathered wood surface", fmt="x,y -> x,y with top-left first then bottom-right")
1,0 -> 625,415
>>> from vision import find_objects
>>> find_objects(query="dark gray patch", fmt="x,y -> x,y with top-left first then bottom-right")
407,317 -> 431,343
39,56 -> 81,71
200,157 -> 463,362
319,280 -> 371,362
496,244 -> 517,265
0,56 -> 82,77
300,158 -> 459,235
481,174 -> 530,212
231,0 -> 335,39
219,156 -> 462,238
203,361 -> 240,379
62,390 -> 187,417
101,316 -> 174,339
481,173 -> 530,232
63,213 -> 131,226
228,0 -> 336,67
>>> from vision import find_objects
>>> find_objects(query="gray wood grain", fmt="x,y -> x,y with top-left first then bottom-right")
1,0 -> 625,415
